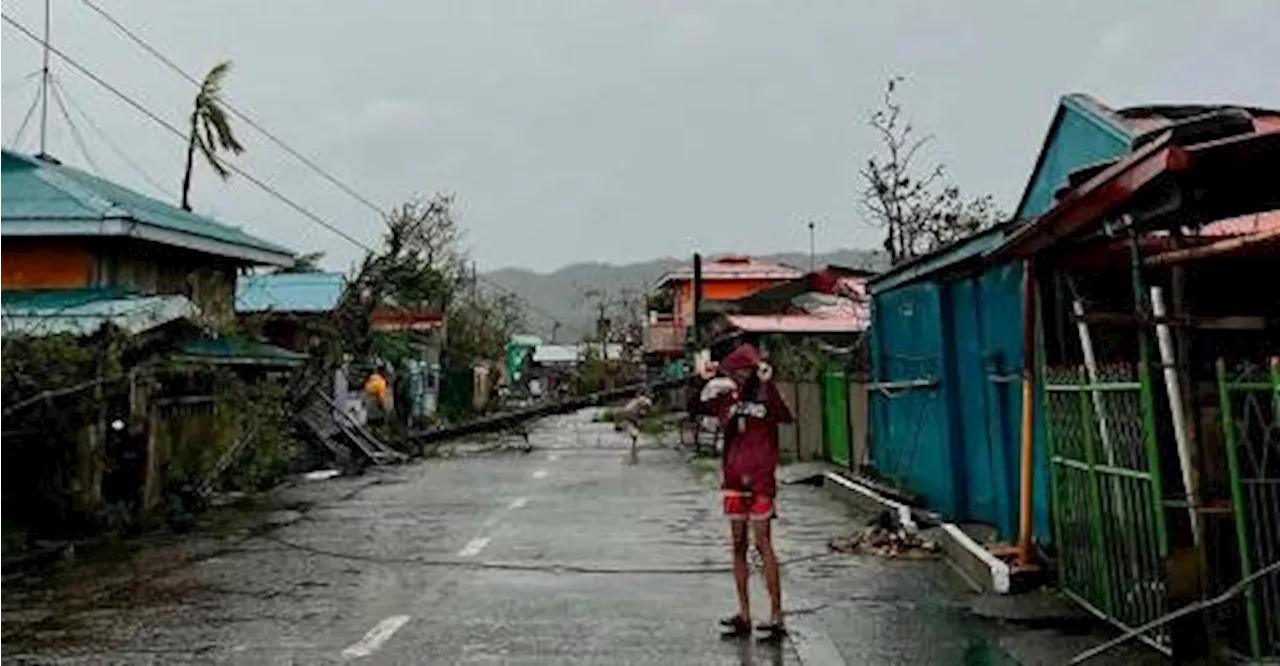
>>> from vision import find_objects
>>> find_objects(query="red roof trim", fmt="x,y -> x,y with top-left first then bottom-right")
1002,131 -> 1190,258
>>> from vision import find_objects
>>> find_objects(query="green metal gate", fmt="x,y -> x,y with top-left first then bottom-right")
822,368 -> 851,467
1216,358 -> 1280,660
1044,363 -> 1171,654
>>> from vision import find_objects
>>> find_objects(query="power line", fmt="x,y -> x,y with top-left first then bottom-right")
77,0 -> 583,337
6,10 -> 581,337
53,76 -> 178,199
80,0 -> 385,217
6,81 -> 42,148
2,11 -> 374,253
49,75 -> 105,175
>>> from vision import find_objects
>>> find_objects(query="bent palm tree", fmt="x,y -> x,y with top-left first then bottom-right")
180,61 -> 244,211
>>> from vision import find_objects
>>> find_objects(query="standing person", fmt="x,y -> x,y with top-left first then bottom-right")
617,391 -> 654,463
699,342 -> 792,641
364,365 -> 393,427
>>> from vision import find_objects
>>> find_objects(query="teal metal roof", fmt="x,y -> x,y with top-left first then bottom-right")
1,288 -> 198,336
1,150 -> 294,266
174,337 -> 308,366
868,224 -> 1014,294
236,272 -> 345,313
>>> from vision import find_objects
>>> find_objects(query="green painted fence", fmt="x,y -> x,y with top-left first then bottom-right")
1044,363 -> 1171,655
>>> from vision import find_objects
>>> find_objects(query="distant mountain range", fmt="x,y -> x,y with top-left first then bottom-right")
483,248 -> 888,341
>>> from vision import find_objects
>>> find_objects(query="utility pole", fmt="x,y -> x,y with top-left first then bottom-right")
808,220 -> 816,272
691,253 -> 703,350
38,0 -> 51,156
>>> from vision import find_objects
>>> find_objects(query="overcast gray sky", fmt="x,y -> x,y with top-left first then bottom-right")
4,1 -> 1277,272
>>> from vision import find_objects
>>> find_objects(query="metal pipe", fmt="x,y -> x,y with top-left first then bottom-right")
1151,286 -> 1199,545
1072,299 -> 1118,467
39,0 -> 50,155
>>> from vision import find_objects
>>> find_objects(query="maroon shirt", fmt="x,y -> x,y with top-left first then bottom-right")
704,380 -> 793,497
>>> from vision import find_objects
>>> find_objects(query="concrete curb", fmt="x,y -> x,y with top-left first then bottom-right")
821,471 -> 1010,595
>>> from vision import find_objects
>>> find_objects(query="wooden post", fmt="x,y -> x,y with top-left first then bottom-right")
1016,259 -> 1037,564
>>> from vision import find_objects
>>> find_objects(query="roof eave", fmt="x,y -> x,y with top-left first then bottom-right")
2,217 -> 295,266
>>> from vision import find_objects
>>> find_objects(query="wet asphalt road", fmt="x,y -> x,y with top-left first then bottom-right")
5,410 -> 1004,664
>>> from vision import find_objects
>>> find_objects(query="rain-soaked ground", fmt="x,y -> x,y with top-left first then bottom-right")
3,409 -> 1166,664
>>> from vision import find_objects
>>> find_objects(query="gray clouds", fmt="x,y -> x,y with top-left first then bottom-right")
4,1 -> 1277,272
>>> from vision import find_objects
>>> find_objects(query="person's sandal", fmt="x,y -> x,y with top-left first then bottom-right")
756,622 -> 787,643
719,615 -> 751,639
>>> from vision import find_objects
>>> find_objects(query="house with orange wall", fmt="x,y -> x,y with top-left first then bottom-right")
643,255 -> 801,355
2,150 -> 293,328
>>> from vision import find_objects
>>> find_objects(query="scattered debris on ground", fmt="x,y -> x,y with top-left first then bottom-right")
829,509 -> 941,559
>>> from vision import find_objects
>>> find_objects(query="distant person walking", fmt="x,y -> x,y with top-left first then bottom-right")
699,342 -> 792,641
617,392 -> 654,463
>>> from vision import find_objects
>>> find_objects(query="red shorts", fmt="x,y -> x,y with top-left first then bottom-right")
723,489 -> 775,522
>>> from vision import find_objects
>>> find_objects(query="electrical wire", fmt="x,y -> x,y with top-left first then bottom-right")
80,0 -> 386,217
5,11 -> 582,338
258,531 -> 838,575
48,74 -> 104,175
1068,558 -> 1280,664
52,76 -> 177,199
77,0 -> 582,337
2,12 -> 374,253
6,80 -> 43,148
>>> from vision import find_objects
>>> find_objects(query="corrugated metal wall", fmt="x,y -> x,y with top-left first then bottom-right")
869,262 -> 1051,542
869,280 -> 959,516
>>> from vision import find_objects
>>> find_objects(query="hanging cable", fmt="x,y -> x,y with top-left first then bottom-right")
7,10 -> 579,337
49,75 -> 104,175
52,76 -> 177,199
3,12 -> 374,253
6,81 -> 43,148
80,0 -> 386,217
78,0 -> 582,337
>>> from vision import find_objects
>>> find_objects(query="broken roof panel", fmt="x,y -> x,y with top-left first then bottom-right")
1,289 -> 199,336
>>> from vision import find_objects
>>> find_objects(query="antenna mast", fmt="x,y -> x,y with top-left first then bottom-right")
38,0 -> 51,155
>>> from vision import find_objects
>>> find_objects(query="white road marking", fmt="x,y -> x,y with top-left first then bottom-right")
341,615 -> 411,659
547,453 -> 560,462
508,497 -> 528,510
458,537 -> 491,557
532,469 -> 548,479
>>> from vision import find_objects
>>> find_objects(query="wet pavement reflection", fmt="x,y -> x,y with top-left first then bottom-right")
2,409 -> 1061,664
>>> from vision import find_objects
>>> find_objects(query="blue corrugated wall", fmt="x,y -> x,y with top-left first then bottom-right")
870,261 -> 1051,542
870,281 -> 960,517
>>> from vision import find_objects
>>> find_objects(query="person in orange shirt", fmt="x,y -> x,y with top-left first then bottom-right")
364,366 -> 393,424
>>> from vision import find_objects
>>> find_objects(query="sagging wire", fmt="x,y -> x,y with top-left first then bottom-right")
1068,558 -> 1280,664
6,78 -> 43,148
257,531 -> 838,576
48,73 -> 104,175
52,75 -> 176,199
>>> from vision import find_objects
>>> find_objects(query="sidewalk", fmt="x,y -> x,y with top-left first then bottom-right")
766,462 -> 1169,665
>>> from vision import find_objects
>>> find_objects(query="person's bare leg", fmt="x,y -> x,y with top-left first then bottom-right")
753,519 -> 783,625
731,520 -> 751,621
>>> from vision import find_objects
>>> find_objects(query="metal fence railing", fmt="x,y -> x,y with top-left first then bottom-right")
1044,363 -> 1171,655
1215,358 -> 1280,660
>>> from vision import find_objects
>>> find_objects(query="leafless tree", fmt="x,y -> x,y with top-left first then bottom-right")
860,76 -> 1001,265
